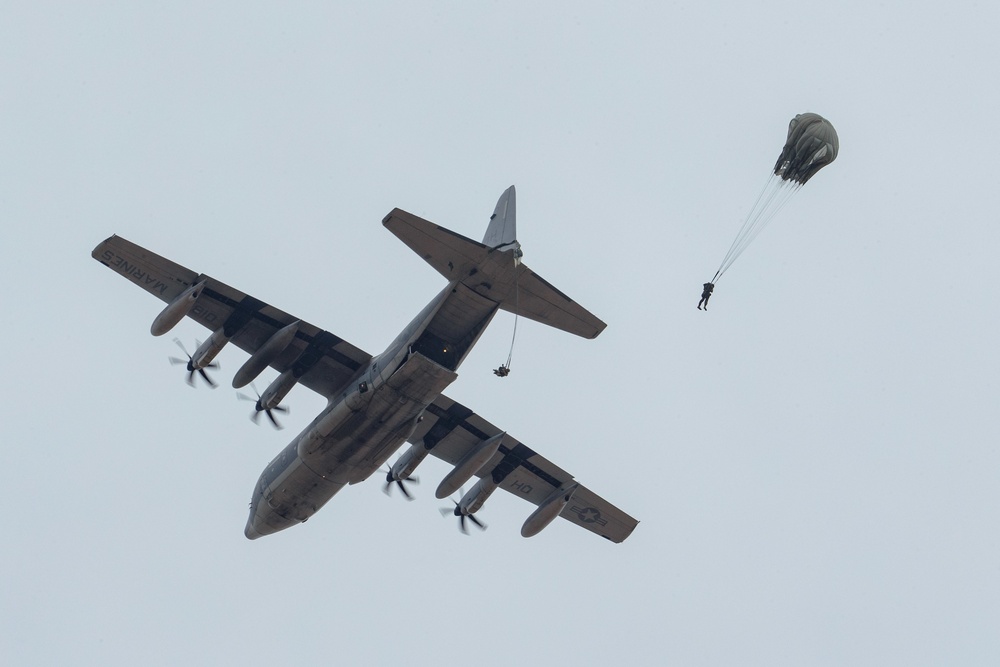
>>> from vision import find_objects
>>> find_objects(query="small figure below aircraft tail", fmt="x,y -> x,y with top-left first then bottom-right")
697,282 -> 715,310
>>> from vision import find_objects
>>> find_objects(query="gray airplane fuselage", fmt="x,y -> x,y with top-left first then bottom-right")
92,186 -> 630,542
244,280 -> 498,539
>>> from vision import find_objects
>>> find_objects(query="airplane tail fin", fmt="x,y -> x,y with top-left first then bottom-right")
482,185 -> 517,248
382,186 -> 606,339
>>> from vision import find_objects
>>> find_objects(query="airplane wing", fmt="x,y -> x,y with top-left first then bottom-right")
410,393 -> 638,543
92,235 -> 372,398
93,235 -> 635,541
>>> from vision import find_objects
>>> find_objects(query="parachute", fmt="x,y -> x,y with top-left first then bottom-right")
711,113 -> 838,283
773,113 -> 839,185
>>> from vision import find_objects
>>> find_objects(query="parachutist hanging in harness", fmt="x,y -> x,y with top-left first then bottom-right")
495,239 -> 522,379
496,280 -> 518,377
697,282 -> 714,310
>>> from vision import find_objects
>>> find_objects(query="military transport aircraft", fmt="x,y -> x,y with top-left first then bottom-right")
92,187 -> 638,542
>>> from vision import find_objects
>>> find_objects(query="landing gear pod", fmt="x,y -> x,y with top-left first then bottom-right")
521,483 -> 579,538
150,280 -> 207,336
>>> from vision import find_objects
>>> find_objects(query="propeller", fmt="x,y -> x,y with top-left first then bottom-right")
237,382 -> 289,430
439,491 -> 487,534
382,465 -> 419,501
168,339 -> 218,388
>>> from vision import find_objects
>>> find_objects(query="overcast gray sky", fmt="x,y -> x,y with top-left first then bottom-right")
4,3 -> 1000,665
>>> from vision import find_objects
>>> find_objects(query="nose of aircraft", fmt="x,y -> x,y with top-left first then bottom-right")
244,512 -> 264,540
245,487 -> 268,539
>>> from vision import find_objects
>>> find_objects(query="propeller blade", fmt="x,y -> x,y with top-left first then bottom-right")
173,338 -> 192,357
382,465 -> 418,500
197,367 -> 218,389
170,339 -> 218,388
438,494 -> 486,534
238,383 -> 285,429
264,409 -> 282,430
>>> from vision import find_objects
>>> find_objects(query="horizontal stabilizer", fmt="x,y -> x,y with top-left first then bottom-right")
501,266 -> 606,340
382,209 -> 489,281
383,209 -> 605,339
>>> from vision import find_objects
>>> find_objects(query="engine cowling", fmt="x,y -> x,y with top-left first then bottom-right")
259,369 -> 297,411
150,280 -> 207,336
191,327 -> 229,369
458,476 -> 498,515
442,475 -> 496,533
390,442 -> 430,482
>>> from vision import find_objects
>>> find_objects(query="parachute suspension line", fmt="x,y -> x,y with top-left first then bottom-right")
723,179 -> 791,271
732,181 -> 800,261
495,254 -> 521,378
714,175 -> 802,281
506,262 -> 521,369
714,173 -> 775,282
724,176 -> 788,271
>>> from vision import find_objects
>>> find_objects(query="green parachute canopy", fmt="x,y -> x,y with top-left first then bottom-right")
712,112 -> 839,283
773,113 -> 839,185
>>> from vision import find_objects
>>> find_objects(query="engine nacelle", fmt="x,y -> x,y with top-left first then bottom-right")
260,369 -> 297,411
191,327 -> 229,369
521,483 -> 579,538
150,280 -> 207,336
458,476 -> 498,515
232,320 -> 300,388
390,441 -> 430,482
435,432 -> 505,500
